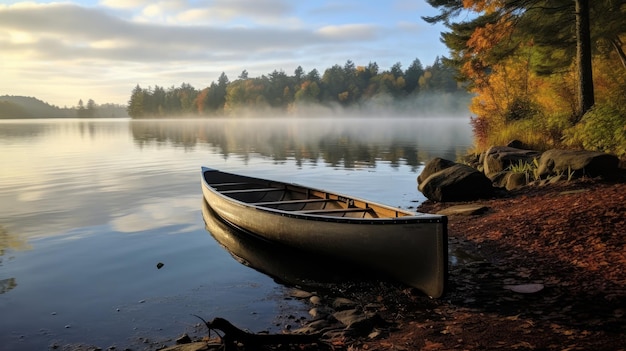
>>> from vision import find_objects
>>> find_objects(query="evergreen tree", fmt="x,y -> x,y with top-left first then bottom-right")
127,84 -> 145,118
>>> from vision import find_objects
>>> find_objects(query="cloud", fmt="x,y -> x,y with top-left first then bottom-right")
110,196 -> 200,233
315,24 -> 379,41
100,0 -> 152,9
0,3 -> 328,63
0,1 -> 448,106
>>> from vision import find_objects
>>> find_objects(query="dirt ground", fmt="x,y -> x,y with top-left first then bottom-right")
357,176 -> 625,351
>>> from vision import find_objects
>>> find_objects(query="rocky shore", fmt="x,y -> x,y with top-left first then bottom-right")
156,156 -> 624,351
60,148 -> 626,351
157,174 -> 624,351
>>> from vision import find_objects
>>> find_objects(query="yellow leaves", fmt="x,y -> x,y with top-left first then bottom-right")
463,0 -> 504,13
338,91 -> 349,102
466,18 -> 513,57
395,76 -> 406,90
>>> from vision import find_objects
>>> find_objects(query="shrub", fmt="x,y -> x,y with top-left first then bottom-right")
563,103 -> 626,158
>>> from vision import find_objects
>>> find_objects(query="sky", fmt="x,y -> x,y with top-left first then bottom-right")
0,0 -> 450,107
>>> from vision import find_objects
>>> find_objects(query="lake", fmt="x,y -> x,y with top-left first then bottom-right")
0,116 -> 472,350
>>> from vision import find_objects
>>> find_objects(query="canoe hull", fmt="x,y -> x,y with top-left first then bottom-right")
201,167 -> 448,298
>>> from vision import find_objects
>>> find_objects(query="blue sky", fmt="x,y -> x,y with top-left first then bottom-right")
0,0 -> 450,107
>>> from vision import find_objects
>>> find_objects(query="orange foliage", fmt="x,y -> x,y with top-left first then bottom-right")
466,18 -> 513,58
195,88 -> 209,114
463,0 -> 503,13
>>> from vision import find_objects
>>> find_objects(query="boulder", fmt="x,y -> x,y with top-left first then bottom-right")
418,163 -> 494,202
482,146 -> 541,177
417,157 -> 456,185
489,171 -> 510,188
536,149 -> 619,178
505,172 -> 529,190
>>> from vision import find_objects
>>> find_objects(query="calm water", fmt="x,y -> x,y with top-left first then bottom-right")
0,116 -> 472,350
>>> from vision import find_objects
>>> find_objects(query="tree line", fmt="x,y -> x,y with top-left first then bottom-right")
424,0 -> 626,158
126,57 -> 470,118
0,95 -> 128,119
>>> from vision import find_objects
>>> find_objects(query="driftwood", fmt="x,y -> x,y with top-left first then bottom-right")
195,316 -> 326,350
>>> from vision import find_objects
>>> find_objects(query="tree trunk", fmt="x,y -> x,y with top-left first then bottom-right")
574,0 -> 594,122
611,36 -> 626,70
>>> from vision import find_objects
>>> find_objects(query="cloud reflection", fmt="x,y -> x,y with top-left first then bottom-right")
110,196 -> 200,234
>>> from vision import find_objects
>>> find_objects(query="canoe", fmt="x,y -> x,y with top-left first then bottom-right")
201,167 -> 448,298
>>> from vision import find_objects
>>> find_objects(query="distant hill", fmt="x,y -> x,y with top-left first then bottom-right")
0,95 -> 129,119
0,95 -> 71,118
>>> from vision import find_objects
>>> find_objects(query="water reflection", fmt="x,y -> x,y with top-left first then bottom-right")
0,225 -> 29,295
201,199 -> 373,288
130,117 -> 472,169
0,225 -> 31,255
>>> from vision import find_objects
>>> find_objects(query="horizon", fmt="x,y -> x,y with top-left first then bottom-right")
0,1 -> 450,108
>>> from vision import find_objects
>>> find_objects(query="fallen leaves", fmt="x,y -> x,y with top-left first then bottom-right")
362,178 -> 626,351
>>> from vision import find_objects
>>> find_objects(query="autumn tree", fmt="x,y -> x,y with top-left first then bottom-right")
424,0 -> 626,153
425,0 -> 626,118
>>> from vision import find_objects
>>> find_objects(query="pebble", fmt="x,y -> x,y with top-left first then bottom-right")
290,289 -> 314,299
309,296 -> 322,305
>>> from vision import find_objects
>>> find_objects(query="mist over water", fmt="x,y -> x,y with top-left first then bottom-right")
0,115 -> 472,350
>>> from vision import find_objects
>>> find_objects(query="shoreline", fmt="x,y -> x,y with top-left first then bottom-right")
53,176 -> 626,351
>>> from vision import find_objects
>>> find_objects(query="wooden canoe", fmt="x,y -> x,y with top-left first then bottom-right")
201,167 -> 448,297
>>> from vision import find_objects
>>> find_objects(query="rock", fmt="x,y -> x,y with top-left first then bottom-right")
505,172 -> 529,190
309,295 -> 322,305
332,309 -> 383,334
309,306 -> 331,318
489,171 -> 511,188
332,297 -> 357,310
368,328 -> 386,340
418,163 -> 494,202
437,204 -> 489,216
160,342 -> 215,351
504,283 -> 545,294
293,319 -> 332,334
176,333 -> 192,344
536,149 -> 619,179
417,157 -> 456,185
290,289 -> 314,299
482,146 -> 541,177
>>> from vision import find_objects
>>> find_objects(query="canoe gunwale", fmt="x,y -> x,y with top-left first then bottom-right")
201,167 -> 446,225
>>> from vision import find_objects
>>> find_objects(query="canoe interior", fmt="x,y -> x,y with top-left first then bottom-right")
204,170 -> 413,219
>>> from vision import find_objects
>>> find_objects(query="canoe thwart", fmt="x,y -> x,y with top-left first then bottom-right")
209,182 -> 252,187
295,207 -> 372,214
252,198 -> 331,206
219,187 -> 284,194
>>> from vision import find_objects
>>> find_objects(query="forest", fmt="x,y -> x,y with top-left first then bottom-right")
424,0 -> 626,158
126,57 -> 472,119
